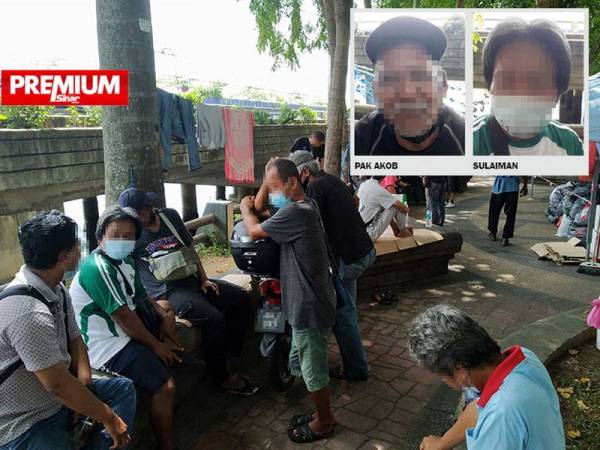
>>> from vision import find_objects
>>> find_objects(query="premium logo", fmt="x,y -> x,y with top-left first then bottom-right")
0,70 -> 128,105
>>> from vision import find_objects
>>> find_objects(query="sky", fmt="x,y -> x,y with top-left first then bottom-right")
0,0 -> 331,103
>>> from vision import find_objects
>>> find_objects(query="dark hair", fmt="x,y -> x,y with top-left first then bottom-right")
95,205 -> 142,242
483,18 -> 572,97
267,158 -> 301,184
408,305 -> 501,376
311,131 -> 325,142
18,210 -> 78,270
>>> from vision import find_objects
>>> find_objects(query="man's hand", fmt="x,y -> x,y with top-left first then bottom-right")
520,185 -> 528,197
201,279 -> 220,296
240,196 -> 255,214
420,435 -> 447,450
102,411 -> 131,450
152,341 -> 182,366
159,312 -> 183,351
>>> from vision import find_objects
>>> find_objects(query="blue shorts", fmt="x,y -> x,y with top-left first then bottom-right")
104,340 -> 170,394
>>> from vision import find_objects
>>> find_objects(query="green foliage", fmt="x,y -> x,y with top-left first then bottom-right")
252,109 -> 274,125
87,106 -> 103,127
277,103 -> 297,124
248,0 -> 327,69
181,82 -> 226,104
0,106 -> 52,129
194,232 -> 231,258
65,106 -> 81,127
297,106 -> 318,123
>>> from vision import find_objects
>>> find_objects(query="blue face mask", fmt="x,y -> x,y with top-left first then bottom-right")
104,239 -> 136,261
269,191 -> 291,210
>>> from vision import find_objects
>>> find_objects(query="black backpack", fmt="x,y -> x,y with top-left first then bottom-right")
0,285 -> 68,386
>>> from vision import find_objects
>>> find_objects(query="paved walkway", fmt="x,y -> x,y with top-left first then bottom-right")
134,178 -> 600,450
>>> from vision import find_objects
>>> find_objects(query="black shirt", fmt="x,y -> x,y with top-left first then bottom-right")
289,136 -> 325,160
306,171 -> 374,264
354,105 -> 465,156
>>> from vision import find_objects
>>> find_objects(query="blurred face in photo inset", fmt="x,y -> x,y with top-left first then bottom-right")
374,44 -> 448,138
489,39 -> 558,139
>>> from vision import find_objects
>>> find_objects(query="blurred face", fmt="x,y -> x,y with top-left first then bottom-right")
101,219 -> 136,245
60,240 -> 81,272
309,134 -> 323,147
490,40 -> 558,138
265,167 -> 290,196
137,207 -> 153,227
374,44 -> 447,137
441,367 -> 471,391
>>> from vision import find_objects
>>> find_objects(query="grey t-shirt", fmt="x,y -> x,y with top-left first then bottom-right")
261,200 -> 336,329
0,265 -> 81,445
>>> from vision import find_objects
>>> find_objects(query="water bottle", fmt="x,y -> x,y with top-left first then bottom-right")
425,209 -> 432,228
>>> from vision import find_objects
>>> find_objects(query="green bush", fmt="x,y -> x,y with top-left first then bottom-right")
0,106 -> 52,129
297,106 -> 317,124
277,103 -> 297,124
252,109 -> 273,125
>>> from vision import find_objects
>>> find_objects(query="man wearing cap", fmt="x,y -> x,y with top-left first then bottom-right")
355,16 -> 464,156
118,188 -> 259,397
289,151 -> 376,381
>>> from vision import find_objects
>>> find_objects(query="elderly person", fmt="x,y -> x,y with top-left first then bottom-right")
70,205 -> 182,450
355,16 -> 464,156
408,305 -> 565,450
474,18 -> 582,156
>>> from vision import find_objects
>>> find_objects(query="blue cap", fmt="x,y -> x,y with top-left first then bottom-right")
118,187 -> 153,211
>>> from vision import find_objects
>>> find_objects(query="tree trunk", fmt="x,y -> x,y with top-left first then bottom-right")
96,0 -> 165,206
364,0 -> 372,8
455,0 -> 464,7
322,0 -> 352,176
83,196 -> 99,252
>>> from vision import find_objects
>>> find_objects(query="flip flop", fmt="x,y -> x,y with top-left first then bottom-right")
290,412 -> 315,428
287,423 -> 335,443
220,375 -> 260,396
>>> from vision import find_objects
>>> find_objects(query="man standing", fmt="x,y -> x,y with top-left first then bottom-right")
289,150 -> 376,381
488,176 -> 529,246
240,159 -> 336,444
355,16 -> 464,156
423,176 -> 447,226
1,211 -> 133,450
289,131 -> 326,168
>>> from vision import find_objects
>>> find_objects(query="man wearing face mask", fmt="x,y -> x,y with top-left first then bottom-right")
355,16 -> 464,156
69,205 -> 181,450
474,18 -> 583,156
408,305 -> 565,450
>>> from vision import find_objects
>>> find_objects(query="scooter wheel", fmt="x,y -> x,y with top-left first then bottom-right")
268,325 -> 294,391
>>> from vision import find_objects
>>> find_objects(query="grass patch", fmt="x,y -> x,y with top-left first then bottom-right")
194,232 -> 231,258
549,341 -> 600,450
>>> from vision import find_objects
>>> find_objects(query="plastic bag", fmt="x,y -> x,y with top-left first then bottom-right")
586,298 -> 600,328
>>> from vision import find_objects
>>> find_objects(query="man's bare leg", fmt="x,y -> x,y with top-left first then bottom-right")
308,385 -> 335,434
150,377 -> 176,450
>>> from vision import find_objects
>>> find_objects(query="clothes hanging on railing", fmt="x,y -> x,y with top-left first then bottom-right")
157,89 -> 201,171
196,104 -> 226,150
222,108 -> 254,184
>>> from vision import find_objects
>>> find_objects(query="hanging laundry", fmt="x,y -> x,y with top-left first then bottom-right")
175,96 -> 201,171
196,104 -> 226,150
222,108 -> 254,184
157,88 -> 177,169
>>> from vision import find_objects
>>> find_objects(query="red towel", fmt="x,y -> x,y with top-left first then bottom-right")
222,108 -> 254,184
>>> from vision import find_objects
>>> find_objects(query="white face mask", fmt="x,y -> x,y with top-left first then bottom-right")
491,95 -> 556,139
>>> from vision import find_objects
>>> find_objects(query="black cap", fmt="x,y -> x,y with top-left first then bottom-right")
118,187 -> 153,211
365,16 -> 447,65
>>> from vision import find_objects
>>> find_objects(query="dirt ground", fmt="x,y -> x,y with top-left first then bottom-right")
202,255 -> 236,278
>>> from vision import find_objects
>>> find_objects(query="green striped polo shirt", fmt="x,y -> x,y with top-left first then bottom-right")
69,251 -> 147,368
473,115 -> 583,156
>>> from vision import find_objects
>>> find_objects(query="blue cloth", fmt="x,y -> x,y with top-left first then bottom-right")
157,89 -> 201,171
590,73 -> 600,142
492,176 -> 520,194
466,347 -> 565,450
0,377 -> 136,450
335,248 -> 376,378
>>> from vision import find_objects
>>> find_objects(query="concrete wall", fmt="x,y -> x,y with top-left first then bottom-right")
0,124 -> 326,216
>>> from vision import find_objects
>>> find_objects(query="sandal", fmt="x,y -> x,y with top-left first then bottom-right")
220,375 -> 260,396
287,423 -> 335,443
373,291 -> 393,305
290,412 -> 315,428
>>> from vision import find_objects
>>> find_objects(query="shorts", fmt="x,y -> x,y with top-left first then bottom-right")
103,340 -> 170,395
289,327 -> 330,392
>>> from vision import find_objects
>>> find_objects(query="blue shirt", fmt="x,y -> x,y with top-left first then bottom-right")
492,176 -> 520,194
466,346 -> 565,450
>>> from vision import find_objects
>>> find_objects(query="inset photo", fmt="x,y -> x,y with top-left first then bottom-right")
351,9 -> 466,175
473,10 -> 586,158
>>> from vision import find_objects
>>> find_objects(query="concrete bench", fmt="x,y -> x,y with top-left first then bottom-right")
359,228 -> 463,295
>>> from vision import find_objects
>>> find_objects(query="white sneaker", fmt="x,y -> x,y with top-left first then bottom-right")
446,202 -> 455,208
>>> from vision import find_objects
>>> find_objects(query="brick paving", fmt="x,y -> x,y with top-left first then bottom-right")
133,179 -> 600,450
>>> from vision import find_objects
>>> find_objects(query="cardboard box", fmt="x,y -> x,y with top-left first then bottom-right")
531,237 -> 586,265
